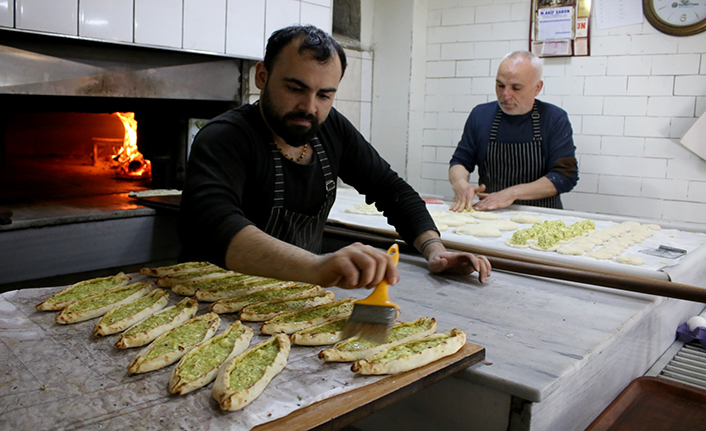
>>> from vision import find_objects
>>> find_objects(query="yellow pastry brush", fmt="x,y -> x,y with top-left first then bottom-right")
341,243 -> 400,344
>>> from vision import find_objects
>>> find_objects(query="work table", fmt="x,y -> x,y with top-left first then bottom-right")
2,252 -> 703,430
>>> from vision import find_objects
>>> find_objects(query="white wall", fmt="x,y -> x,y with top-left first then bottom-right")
412,0 -> 706,225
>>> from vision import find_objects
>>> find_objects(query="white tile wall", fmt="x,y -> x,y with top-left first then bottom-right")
300,1 -> 331,33
79,0 -> 133,42
16,0 -> 77,35
183,0 -> 226,53
418,0 -> 706,225
134,0 -> 182,48
0,0 -> 14,27
265,0 -> 300,41
226,0 -> 266,60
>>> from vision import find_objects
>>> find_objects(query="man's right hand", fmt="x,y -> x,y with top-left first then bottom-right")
311,242 -> 399,289
450,183 -> 485,212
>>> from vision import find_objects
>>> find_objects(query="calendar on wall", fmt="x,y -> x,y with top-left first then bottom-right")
529,0 -> 591,57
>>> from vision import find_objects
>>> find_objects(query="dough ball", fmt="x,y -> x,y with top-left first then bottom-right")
615,255 -> 645,266
510,213 -> 541,224
433,213 -> 470,227
454,225 -> 502,238
591,230 -> 613,241
584,235 -> 605,245
556,244 -> 584,255
687,316 -> 706,331
345,203 -> 382,215
620,221 -> 642,229
588,249 -> 614,260
571,240 -> 595,252
471,211 -> 503,220
644,224 -> 662,230
484,220 -> 518,231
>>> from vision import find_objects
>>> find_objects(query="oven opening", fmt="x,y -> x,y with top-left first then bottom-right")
0,95 -> 236,205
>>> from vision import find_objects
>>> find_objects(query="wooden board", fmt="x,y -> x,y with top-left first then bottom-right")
586,376 -> 706,430
254,342 -> 485,431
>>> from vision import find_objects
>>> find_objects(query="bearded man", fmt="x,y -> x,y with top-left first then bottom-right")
179,25 -> 491,289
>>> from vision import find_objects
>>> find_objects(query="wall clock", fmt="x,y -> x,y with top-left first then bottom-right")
643,0 -> 706,36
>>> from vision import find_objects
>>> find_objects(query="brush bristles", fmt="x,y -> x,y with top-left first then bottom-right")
341,304 -> 397,344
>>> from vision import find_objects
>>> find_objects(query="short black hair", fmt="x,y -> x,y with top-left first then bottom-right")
263,25 -> 347,79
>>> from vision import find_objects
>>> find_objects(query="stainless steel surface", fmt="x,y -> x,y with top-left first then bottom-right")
0,31 -> 241,100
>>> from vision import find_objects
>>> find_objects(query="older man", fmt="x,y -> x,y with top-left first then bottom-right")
449,50 -> 578,211
179,25 -> 491,289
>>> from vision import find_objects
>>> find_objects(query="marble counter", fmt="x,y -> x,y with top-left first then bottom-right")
1,253 -> 703,431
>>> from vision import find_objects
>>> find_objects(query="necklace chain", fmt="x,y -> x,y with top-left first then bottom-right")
279,144 -> 308,162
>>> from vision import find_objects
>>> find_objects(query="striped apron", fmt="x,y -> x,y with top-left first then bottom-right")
481,102 -> 562,209
263,137 -> 337,253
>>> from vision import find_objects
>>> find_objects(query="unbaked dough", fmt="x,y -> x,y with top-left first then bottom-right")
588,249 -> 614,260
345,203 -> 382,215
454,224 -> 502,238
470,211 -> 503,220
484,220 -> 518,231
556,244 -> 584,255
615,255 -> 645,266
510,214 -> 541,224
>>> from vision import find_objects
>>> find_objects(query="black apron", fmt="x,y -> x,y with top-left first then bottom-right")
263,137 -> 337,253
481,102 -> 562,209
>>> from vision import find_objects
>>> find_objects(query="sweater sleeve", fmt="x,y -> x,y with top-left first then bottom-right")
543,106 -> 578,194
178,121 -> 256,266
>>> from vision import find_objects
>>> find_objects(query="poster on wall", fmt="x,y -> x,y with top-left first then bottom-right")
530,0 -> 591,57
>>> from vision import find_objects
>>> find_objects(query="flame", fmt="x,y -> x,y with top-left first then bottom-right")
113,112 -> 151,179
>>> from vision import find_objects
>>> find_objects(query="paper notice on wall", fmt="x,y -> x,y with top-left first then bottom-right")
595,0 -> 643,30
537,7 -> 574,41
680,112 -> 706,162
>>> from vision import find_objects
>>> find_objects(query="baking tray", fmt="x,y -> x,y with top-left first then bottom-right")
586,376 -> 706,430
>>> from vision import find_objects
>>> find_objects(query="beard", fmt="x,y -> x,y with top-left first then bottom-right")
260,86 -> 321,147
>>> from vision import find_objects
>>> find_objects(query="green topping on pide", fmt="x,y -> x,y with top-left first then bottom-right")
338,319 -> 433,351
509,219 -> 596,248
297,319 -> 347,334
269,299 -> 354,323
102,289 -> 166,325
177,325 -> 247,380
228,339 -> 280,391
63,282 -> 149,313
224,285 -> 315,304
245,292 -> 326,314
45,274 -> 128,305
185,274 -> 254,289
143,319 -> 212,360
168,267 -> 228,280
123,299 -> 195,337
375,336 -> 448,364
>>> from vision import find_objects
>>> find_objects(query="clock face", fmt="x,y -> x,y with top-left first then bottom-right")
644,0 -> 706,35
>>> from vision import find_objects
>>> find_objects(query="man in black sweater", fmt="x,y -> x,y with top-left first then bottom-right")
179,25 -> 491,289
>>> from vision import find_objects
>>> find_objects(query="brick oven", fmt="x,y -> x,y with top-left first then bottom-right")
0,31 -> 245,286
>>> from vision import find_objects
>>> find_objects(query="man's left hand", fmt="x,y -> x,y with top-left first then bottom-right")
426,250 -> 491,283
474,189 -> 515,211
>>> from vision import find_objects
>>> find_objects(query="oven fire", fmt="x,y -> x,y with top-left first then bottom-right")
113,112 -> 151,180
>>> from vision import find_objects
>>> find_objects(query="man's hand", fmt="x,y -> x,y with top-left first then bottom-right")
426,249 -> 491,283
449,165 -> 480,212
473,187 -> 516,211
311,242 -> 399,289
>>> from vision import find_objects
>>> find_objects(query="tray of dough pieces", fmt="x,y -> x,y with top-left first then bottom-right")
327,188 -> 706,283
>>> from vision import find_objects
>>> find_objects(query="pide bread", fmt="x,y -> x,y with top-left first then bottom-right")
36,272 -> 131,311
210,284 -> 321,314
351,328 -> 466,375
93,289 -> 170,337
212,333 -> 291,411
55,282 -> 153,324
319,317 -> 437,362
239,291 -> 335,322
115,297 -> 199,349
171,273 -> 256,296
260,297 -> 356,335
168,320 -> 254,395
140,261 -> 214,277
127,312 -> 221,374
290,317 -> 348,346
156,266 -> 233,288
194,278 -> 297,302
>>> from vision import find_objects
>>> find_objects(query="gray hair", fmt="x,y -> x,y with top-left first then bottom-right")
502,51 -> 543,81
